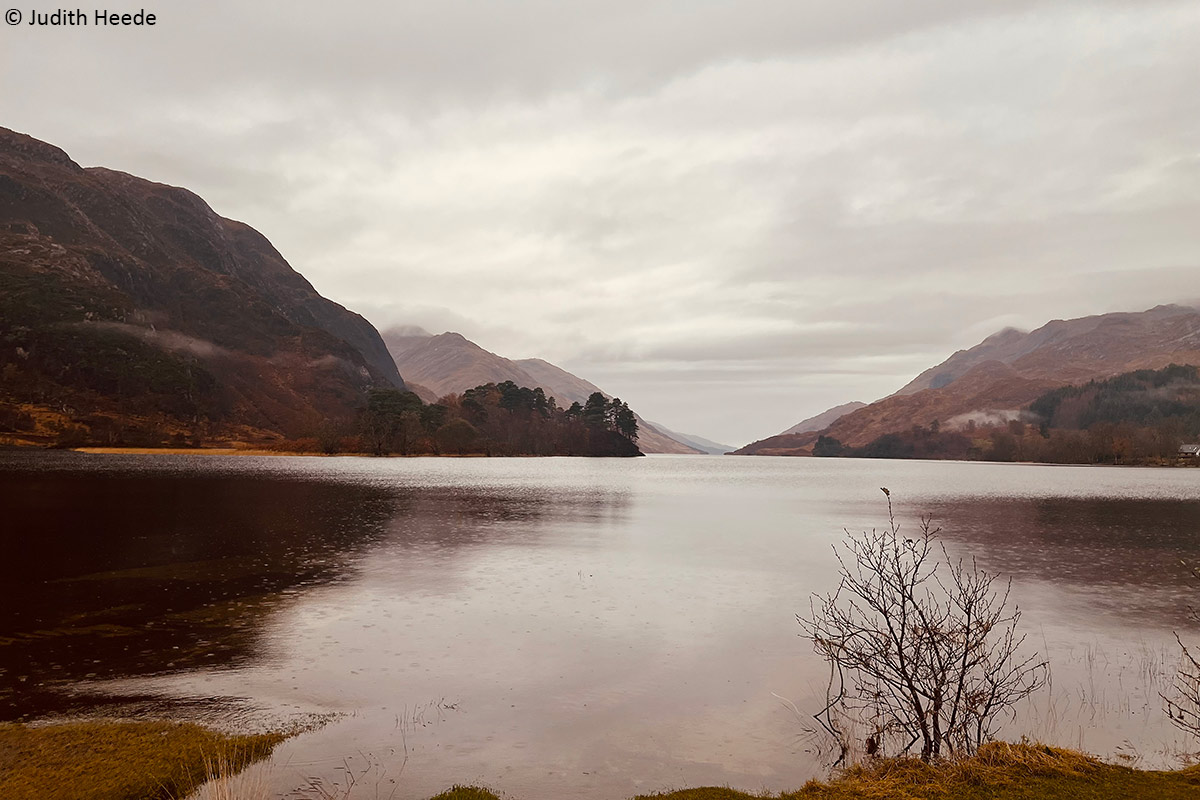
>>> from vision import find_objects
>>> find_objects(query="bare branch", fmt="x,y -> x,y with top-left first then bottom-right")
798,489 -> 1048,762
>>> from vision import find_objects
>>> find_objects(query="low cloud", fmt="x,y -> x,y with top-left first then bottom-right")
83,322 -> 229,360
945,409 -> 1031,430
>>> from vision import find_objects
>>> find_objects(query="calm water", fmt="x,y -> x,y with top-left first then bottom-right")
2,453 -> 1199,798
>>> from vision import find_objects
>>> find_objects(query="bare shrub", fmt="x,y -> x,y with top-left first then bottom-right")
799,488 -> 1048,763
1163,562 -> 1200,741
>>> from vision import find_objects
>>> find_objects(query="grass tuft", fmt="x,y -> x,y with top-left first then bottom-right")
630,742 -> 1200,800
427,786 -> 505,800
0,720 -> 285,800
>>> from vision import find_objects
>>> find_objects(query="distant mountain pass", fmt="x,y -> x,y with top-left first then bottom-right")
644,421 -> 733,455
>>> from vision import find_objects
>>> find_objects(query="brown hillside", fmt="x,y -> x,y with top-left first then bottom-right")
0,127 -> 404,442
779,401 -> 867,435
736,305 -> 1200,455
897,305 -> 1200,395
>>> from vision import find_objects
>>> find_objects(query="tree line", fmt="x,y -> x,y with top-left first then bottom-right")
813,364 -> 1200,465
321,381 -> 642,457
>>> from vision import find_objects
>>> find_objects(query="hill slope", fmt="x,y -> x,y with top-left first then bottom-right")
0,127 -> 404,444
383,330 -> 702,454
643,421 -> 734,455
735,305 -> 1200,455
896,304 -> 1200,395
779,401 -> 868,436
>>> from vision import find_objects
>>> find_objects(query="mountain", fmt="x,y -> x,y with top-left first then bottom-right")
894,304 -> 1200,396
734,305 -> 1200,455
0,127 -> 404,445
644,421 -> 734,455
506,358 -> 704,455
778,401 -> 867,436
383,330 -> 541,399
511,357 -> 606,407
383,329 -> 703,454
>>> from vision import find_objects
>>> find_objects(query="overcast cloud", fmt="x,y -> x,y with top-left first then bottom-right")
3,0 -> 1198,445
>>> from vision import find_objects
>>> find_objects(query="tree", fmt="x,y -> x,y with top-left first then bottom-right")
610,398 -> 638,441
436,418 -> 480,455
813,435 -> 845,457
582,392 -> 608,428
395,410 -> 424,455
1163,562 -> 1200,740
359,388 -> 424,455
798,489 -> 1047,763
315,419 -> 346,455
421,402 -> 448,434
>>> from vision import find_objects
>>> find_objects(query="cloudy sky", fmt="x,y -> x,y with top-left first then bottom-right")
4,1 -> 1198,445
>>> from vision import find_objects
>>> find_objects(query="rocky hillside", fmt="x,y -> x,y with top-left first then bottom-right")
383,329 -> 703,454
0,127 -> 404,445
735,305 -> 1200,455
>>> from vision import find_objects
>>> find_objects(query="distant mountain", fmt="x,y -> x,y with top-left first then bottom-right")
778,401 -> 867,436
504,358 -> 705,454
0,127 -> 404,446
734,305 -> 1200,455
894,304 -> 1200,396
382,330 -> 534,398
510,357 -> 605,407
644,421 -> 733,455
383,329 -> 703,454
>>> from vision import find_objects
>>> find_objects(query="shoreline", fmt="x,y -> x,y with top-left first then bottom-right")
73,446 -> 367,457
55,447 -> 1200,466
4,725 -> 1198,800
66,447 -> 557,458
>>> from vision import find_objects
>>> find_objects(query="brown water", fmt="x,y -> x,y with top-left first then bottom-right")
2,452 -> 1199,798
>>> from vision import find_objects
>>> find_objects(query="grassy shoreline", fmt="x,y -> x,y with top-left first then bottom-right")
443,742 -> 1200,799
0,720 -> 285,800
4,727 -> 1198,800
72,446 -> 351,457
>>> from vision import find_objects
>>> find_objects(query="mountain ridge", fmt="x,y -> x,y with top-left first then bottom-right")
0,126 -> 404,444
735,304 -> 1200,455
779,401 -> 868,436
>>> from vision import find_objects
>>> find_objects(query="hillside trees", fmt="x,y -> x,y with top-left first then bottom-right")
813,435 -> 846,457
359,388 -> 426,455
353,383 -> 641,457
823,365 -> 1200,465
579,391 -> 638,440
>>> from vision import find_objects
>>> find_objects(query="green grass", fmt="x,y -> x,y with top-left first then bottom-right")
634,742 -> 1200,800
0,720 -> 285,800
434,743 -> 1200,800
3,731 -> 1198,800
428,787 -> 512,800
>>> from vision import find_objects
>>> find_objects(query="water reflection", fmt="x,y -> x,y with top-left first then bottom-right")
924,497 -> 1200,628
0,452 -> 627,721
3,454 -> 1200,798
1,463 -> 388,717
